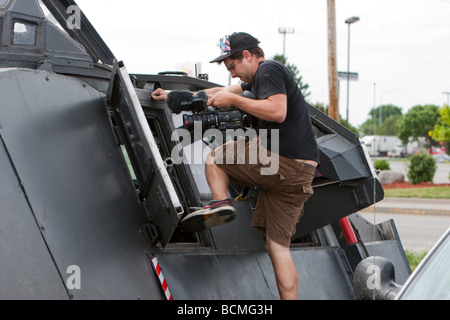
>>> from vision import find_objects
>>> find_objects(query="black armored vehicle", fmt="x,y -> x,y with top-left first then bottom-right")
0,0 -> 410,300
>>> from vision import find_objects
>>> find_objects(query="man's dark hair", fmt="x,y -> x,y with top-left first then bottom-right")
225,47 -> 265,62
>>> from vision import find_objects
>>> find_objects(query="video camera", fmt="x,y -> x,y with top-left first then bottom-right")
165,90 -> 253,132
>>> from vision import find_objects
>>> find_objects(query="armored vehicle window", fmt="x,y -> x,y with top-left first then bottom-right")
0,0 -> 8,6
0,18 -> 3,43
12,20 -> 37,46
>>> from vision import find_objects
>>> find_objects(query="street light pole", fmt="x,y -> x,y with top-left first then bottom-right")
345,16 -> 359,123
442,91 -> 450,106
278,27 -> 295,57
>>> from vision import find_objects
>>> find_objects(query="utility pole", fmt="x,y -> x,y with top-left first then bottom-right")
327,0 -> 358,246
327,0 -> 339,121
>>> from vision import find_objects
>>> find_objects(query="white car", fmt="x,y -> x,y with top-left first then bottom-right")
396,227 -> 450,300
354,227 -> 450,300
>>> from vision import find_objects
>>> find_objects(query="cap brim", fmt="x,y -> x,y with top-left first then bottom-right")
209,53 -> 231,63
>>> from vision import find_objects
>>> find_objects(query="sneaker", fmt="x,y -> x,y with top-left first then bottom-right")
180,198 -> 236,232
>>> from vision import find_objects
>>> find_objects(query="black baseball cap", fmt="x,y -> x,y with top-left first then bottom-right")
210,32 -> 259,63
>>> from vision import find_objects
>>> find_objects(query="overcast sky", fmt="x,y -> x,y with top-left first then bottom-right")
75,0 -> 450,127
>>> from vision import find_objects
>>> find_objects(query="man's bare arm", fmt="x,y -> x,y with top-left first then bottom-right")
204,83 -> 243,96
208,92 -> 287,123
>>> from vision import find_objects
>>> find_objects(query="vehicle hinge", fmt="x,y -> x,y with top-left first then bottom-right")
142,223 -> 160,247
108,112 -> 124,145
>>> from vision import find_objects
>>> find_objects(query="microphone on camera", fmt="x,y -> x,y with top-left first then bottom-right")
167,90 -> 208,114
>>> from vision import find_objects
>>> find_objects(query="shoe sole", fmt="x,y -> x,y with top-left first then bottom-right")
180,205 -> 236,232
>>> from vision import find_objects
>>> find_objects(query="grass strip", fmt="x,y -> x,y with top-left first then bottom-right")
384,186 -> 450,199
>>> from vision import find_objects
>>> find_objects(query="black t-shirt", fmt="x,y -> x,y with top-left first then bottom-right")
241,60 -> 319,163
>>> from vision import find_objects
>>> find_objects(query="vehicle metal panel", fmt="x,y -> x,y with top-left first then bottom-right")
153,247 -> 358,300
0,140 -> 69,299
0,68 -> 163,299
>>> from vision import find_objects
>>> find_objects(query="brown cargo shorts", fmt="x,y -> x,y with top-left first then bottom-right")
211,137 -> 316,247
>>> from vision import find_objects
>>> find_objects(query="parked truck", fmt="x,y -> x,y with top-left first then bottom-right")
361,135 -> 403,157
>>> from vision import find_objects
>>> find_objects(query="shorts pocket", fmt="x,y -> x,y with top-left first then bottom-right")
302,185 -> 314,195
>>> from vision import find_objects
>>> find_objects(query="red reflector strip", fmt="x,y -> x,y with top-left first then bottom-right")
151,257 -> 173,300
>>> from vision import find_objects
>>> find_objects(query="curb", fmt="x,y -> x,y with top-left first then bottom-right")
359,207 -> 450,216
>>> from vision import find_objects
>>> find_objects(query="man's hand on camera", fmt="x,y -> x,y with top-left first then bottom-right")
151,88 -> 168,101
207,91 -> 236,109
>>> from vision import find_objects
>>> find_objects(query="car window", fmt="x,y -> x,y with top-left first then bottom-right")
401,234 -> 450,299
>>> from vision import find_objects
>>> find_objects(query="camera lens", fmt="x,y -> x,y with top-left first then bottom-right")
182,113 -> 217,131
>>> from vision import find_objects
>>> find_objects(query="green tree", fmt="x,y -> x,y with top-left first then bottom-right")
358,119 -> 376,136
272,54 -> 310,98
429,105 -> 450,153
371,104 -> 403,123
358,104 -> 403,136
377,114 -> 402,135
396,104 -> 440,146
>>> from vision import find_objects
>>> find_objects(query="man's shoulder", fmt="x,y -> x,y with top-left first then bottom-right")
259,60 -> 291,77
260,59 -> 284,69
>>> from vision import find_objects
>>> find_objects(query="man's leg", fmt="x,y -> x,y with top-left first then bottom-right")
179,152 -> 235,232
205,151 -> 229,200
266,236 -> 298,300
